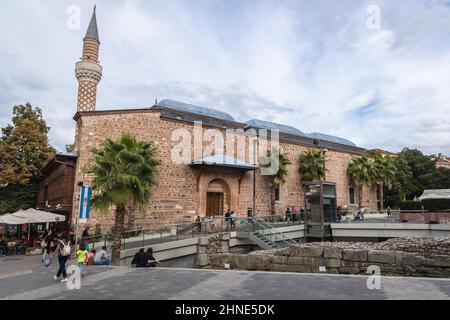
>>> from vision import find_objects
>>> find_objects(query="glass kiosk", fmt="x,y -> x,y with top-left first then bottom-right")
303,182 -> 337,242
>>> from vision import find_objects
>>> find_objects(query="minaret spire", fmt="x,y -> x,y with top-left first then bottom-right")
85,5 -> 99,42
75,5 -> 103,112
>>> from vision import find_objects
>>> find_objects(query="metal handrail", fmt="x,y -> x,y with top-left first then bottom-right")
249,217 -> 296,247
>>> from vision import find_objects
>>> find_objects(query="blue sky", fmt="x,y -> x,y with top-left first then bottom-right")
1,0 -> 449,154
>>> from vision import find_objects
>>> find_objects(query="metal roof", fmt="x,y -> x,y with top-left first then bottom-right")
56,152 -> 79,158
190,155 -> 258,170
419,189 -> 450,201
307,132 -> 357,147
155,99 -> 235,122
245,119 -> 306,136
85,6 -> 99,41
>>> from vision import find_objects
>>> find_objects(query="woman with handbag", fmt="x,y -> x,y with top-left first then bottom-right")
51,232 -> 71,283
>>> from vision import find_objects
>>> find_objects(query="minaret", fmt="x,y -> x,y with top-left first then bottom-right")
75,6 -> 102,112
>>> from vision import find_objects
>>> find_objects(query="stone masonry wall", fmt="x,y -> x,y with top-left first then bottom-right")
73,111 -> 377,232
208,238 -> 450,278
195,234 -> 231,267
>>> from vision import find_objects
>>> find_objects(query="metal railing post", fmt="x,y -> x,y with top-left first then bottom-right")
142,230 -> 145,248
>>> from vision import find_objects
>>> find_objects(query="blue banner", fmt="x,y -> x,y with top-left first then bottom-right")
79,186 -> 92,219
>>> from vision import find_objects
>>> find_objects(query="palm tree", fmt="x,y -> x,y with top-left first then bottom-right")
347,157 -> 376,208
261,146 -> 291,215
373,154 -> 397,210
298,149 -> 326,183
88,134 -> 160,265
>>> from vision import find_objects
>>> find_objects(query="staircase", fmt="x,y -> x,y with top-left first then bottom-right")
237,217 -> 297,250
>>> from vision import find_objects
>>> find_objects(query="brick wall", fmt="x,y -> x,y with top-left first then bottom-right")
72,111 -> 377,232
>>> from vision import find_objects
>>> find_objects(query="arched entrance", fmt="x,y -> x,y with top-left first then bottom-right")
206,179 -> 231,216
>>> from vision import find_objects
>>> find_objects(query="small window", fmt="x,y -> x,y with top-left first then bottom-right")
275,186 -> 281,201
349,187 -> 355,205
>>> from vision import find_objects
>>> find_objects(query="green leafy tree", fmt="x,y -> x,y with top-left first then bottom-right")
0,184 -> 38,214
0,103 -> 55,214
260,147 -> 291,215
298,149 -> 326,183
347,157 -> 376,208
88,134 -> 160,265
0,103 -> 55,185
399,148 -> 437,198
384,154 -> 413,207
430,167 -> 450,189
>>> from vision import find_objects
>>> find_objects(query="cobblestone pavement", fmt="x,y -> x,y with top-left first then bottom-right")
0,255 -> 449,300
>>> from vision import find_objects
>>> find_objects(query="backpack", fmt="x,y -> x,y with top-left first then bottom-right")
60,240 -> 71,256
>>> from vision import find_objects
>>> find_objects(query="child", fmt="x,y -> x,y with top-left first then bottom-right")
76,243 -> 88,276
85,249 -> 96,266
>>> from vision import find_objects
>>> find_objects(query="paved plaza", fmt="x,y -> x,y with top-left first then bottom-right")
0,255 -> 449,300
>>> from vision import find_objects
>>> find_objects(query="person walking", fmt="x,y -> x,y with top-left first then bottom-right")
230,211 -> 236,231
81,226 -> 91,250
337,206 -> 342,223
42,229 -> 54,262
291,206 -> 298,223
194,216 -> 202,232
300,207 -> 305,222
52,232 -> 71,283
209,215 -> 216,232
225,209 -> 231,231
386,206 -> 392,220
285,207 -> 292,224
247,208 -> 254,227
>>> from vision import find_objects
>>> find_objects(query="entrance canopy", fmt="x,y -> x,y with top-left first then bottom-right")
0,209 -> 66,225
190,155 -> 258,171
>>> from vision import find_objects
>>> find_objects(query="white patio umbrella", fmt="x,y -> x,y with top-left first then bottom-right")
11,209 -> 66,223
0,214 -> 28,225
3,209 -> 66,240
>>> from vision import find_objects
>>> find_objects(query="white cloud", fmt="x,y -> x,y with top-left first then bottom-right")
0,0 -> 449,155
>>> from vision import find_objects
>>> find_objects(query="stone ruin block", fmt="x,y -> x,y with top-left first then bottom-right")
401,253 -> 434,267
323,247 -> 342,259
288,256 -> 309,265
432,255 -> 450,268
298,246 -> 324,257
271,264 -> 312,273
368,250 -> 396,265
195,254 -> 210,267
272,255 -> 288,264
342,249 -> 368,262
248,252 -> 273,271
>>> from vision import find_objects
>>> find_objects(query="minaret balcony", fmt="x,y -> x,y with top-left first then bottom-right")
75,61 -> 103,83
